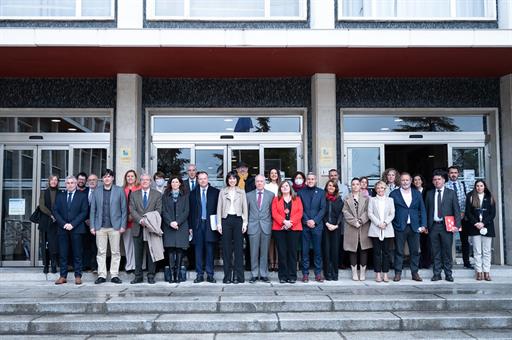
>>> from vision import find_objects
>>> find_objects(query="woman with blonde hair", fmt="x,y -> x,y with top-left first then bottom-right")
122,169 -> 140,273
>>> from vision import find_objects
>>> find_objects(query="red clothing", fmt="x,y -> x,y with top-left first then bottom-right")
271,196 -> 303,231
124,185 -> 141,229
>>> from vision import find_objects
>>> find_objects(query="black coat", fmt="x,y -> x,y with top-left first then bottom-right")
53,190 -> 89,234
38,188 -> 60,255
162,191 -> 190,249
189,185 -> 220,243
425,187 -> 462,230
323,196 -> 344,235
464,191 -> 496,237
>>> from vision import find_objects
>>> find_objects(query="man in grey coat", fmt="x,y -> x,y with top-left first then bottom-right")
89,169 -> 127,284
247,174 -> 274,283
129,173 -> 162,284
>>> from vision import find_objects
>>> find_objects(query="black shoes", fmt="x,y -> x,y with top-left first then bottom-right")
130,277 -> 143,284
445,275 -> 454,282
223,277 -> 232,284
260,277 -> 270,283
431,275 -> 442,281
148,277 -> 156,284
194,275 -> 204,283
95,277 -> 106,284
279,279 -> 287,284
207,276 -> 216,283
111,277 -> 122,284
249,277 -> 257,283
464,264 -> 474,270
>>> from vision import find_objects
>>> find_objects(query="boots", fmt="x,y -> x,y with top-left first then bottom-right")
359,265 -> 366,281
168,251 -> 176,283
476,272 -> 483,281
176,252 -> 184,283
383,273 -> 389,282
375,272 -> 382,282
484,272 -> 492,281
351,265 -> 359,281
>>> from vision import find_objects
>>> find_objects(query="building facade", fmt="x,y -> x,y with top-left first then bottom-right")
0,0 -> 511,267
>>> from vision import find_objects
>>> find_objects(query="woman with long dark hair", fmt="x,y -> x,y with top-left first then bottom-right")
464,179 -> 496,281
322,179 -> 343,281
265,168 -> 281,272
38,175 -> 61,273
162,175 -> 190,283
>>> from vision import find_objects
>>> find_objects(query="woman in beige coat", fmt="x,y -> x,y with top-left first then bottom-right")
343,177 -> 371,281
368,181 -> 395,283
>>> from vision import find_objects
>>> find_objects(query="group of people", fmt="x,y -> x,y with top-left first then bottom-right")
37,162 -> 496,285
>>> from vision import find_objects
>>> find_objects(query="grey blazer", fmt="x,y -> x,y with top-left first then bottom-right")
89,185 -> 127,231
367,196 -> 395,239
246,189 -> 274,236
129,188 -> 162,238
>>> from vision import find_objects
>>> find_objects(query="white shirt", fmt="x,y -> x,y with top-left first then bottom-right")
227,189 -> 236,215
264,182 -> 278,196
400,188 -> 412,224
376,195 -> 386,222
434,187 -> 445,222
478,192 -> 485,207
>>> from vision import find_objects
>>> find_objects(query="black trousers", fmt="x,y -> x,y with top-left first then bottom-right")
133,233 -> 156,279
372,237 -> 391,273
349,245 -> 368,267
430,222 -> 454,276
419,232 -> 432,269
460,226 -> 471,266
322,227 -> 340,279
221,215 -> 244,282
394,224 -> 420,274
274,230 -> 300,281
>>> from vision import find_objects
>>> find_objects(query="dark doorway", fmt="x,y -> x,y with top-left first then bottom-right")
385,144 -> 447,186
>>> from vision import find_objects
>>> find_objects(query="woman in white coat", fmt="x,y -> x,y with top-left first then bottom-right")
368,180 -> 395,282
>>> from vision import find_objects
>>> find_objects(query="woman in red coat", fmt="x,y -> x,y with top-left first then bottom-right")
272,181 -> 303,284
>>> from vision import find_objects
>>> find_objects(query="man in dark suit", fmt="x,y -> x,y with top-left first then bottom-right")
389,172 -> 427,282
298,173 -> 326,283
129,173 -> 162,284
53,175 -> 89,285
190,171 -> 220,283
183,164 -> 198,194
183,164 -> 197,270
425,169 -> 461,282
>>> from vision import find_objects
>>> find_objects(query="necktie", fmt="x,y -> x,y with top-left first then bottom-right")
257,191 -> 262,209
437,189 -> 442,219
201,189 -> 207,219
143,191 -> 148,209
67,192 -> 72,208
191,180 -> 196,190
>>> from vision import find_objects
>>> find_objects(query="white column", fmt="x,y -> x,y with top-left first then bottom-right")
115,74 -> 142,184
498,0 -> 512,29
500,74 -> 512,265
310,0 -> 335,29
311,73 -> 337,187
117,0 -> 144,29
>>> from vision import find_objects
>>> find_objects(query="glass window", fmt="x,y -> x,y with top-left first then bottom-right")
195,149 -> 224,189
0,116 -> 111,133
343,115 -> 486,133
156,148 -> 191,179
73,148 -> 108,178
153,116 -> 301,133
452,147 -> 485,182
0,0 -> 113,18
231,149 -> 260,174
347,147 -> 381,186
149,0 -> 306,19
264,147 -> 297,180
339,0 -> 495,19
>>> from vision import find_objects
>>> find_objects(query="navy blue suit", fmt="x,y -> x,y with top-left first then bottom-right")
298,186 -> 326,276
190,185 -> 220,278
53,190 -> 89,278
389,188 -> 427,275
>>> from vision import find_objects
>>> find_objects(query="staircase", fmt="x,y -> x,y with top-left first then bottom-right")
1,267 -> 512,338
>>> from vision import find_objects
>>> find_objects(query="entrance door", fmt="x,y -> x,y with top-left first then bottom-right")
0,145 -> 109,266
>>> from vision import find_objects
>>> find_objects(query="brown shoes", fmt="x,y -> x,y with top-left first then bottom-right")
75,277 -> 82,285
412,273 -> 423,282
476,272 -> 483,281
484,272 -> 492,281
55,277 -> 67,285
393,273 -> 401,282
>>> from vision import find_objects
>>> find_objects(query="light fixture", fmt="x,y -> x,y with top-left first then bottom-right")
67,128 -> 77,131
224,119 -> 233,122
51,119 -> 61,123
428,155 -> 435,158
380,127 -> 390,131
394,118 -> 403,122
226,128 -> 234,131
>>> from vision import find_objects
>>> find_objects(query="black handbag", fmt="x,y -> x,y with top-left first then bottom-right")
29,206 -> 41,224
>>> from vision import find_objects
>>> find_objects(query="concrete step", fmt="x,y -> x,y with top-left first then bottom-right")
1,294 -> 511,314
2,266 -> 512,282
1,311 -> 512,334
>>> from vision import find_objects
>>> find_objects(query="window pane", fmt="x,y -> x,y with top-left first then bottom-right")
154,0 -> 184,16
73,148 -> 108,178
0,117 -> 110,133
344,115 -> 486,132
348,147 -> 381,186
153,116 -> 301,133
190,0 -> 264,18
457,0 -> 485,17
452,147 -> 485,180
195,149 -> 224,188
0,0 -> 75,17
231,149 -> 259,174
270,0 -> 300,17
264,147 -> 297,180
372,0 -> 396,17
82,0 -> 111,16
397,0 -> 450,18
40,150 -> 69,188
157,148 -> 191,179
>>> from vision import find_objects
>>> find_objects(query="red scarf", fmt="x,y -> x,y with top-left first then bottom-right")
326,192 -> 337,202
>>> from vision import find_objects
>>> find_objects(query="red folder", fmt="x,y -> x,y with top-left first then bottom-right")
444,216 -> 459,233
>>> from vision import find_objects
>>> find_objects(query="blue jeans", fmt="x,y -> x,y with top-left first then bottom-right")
301,225 -> 323,275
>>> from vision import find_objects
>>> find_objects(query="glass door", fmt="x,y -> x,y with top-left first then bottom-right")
228,145 -> 260,174
262,145 -> 301,181
345,144 -> 384,187
195,146 -> 226,189
1,146 -> 37,266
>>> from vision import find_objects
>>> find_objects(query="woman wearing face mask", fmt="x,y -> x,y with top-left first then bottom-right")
292,171 -> 306,193
153,171 -> 167,194
162,175 -> 190,283
343,177 -> 371,281
123,169 -> 140,274
464,180 -> 496,281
